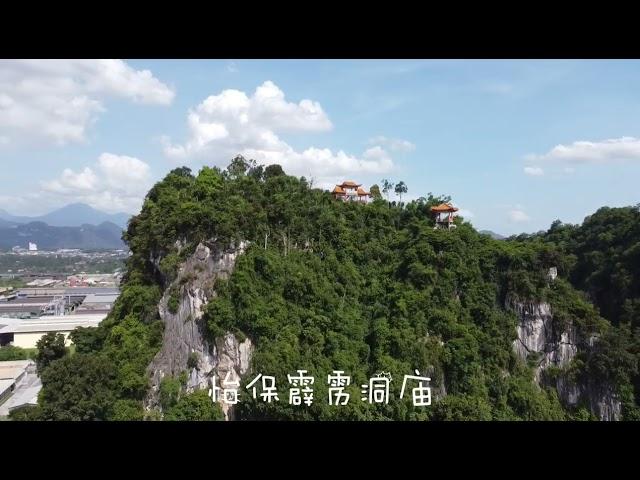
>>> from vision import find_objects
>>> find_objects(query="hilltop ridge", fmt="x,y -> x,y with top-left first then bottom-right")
14,157 -> 640,421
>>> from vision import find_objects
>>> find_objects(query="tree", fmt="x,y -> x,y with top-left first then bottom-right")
187,352 -> 199,370
111,399 -> 144,420
227,155 -> 254,179
194,166 -> 223,199
164,389 -> 224,421
381,179 -> 394,201
169,166 -> 193,178
8,405 -> 41,421
370,184 -> 382,200
248,164 -> 265,181
35,332 -> 67,372
37,353 -> 117,420
159,376 -> 182,410
394,181 -> 408,205
69,326 -> 106,354
264,164 -> 285,180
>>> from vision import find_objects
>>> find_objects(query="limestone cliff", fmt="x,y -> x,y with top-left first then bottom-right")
144,241 -> 253,420
508,296 -> 621,420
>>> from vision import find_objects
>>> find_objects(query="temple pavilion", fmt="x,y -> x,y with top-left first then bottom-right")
332,181 -> 372,203
430,203 -> 459,229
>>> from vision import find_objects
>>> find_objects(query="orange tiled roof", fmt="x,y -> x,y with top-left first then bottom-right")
332,186 -> 345,194
356,187 -> 371,196
430,203 -> 459,213
339,180 -> 361,188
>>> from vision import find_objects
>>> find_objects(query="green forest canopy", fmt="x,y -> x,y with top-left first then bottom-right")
13,157 -> 640,421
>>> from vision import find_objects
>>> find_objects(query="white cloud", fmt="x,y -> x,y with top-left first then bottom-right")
524,166 -> 544,176
163,81 -> 395,184
362,146 -> 393,166
367,136 -> 415,153
508,209 -> 530,223
0,194 -> 29,212
43,167 -> 99,194
0,59 -> 174,146
97,153 -> 151,195
40,153 -> 151,214
526,137 -> 640,164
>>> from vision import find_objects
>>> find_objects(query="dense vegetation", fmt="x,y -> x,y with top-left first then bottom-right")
513,206 -> 640,417
523,208 -> 640,329
0,345 -> 35,361
15,157 -> 640,420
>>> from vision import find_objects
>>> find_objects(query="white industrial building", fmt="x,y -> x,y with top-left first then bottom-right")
0,359 -> 40,416
0,314 -> 106,349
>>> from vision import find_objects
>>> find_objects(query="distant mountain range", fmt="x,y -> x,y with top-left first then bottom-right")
0,203 -> 130,229
0,221 -> 125,250
0,203 -> 130,250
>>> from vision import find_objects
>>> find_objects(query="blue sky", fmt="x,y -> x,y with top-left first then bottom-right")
1,59 -> 640,235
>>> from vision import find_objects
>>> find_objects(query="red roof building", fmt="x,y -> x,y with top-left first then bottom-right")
332,181 -> 371,203
430,203 -> 459,229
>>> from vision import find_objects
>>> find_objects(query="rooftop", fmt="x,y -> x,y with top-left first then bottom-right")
0,379 -> 13,394
0,314 -> 106,334
0,360 -> 33,381
338,180 -> 361,188
18,287 -> 119,296
0,361 -> 40,416
82,293 -> 119,304
4,382 -> 41,412
430,203 -> 459,213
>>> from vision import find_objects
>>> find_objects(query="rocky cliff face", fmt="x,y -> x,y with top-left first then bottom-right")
508,296 -> 621,421
144,241 -> 253,420
510,300 -> 577,382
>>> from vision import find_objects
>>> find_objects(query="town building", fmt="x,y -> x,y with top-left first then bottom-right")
331,181 -> 372,203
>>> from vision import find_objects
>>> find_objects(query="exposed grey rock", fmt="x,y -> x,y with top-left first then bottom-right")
510,299 -> 576,384
556,375 -> 581,405
422,365 -> 446,401
144,241 -> 253,420
211,332 -> 253,420
588,385 -> 621,421
508,296 -> 621,421
511,300 -> 556,374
